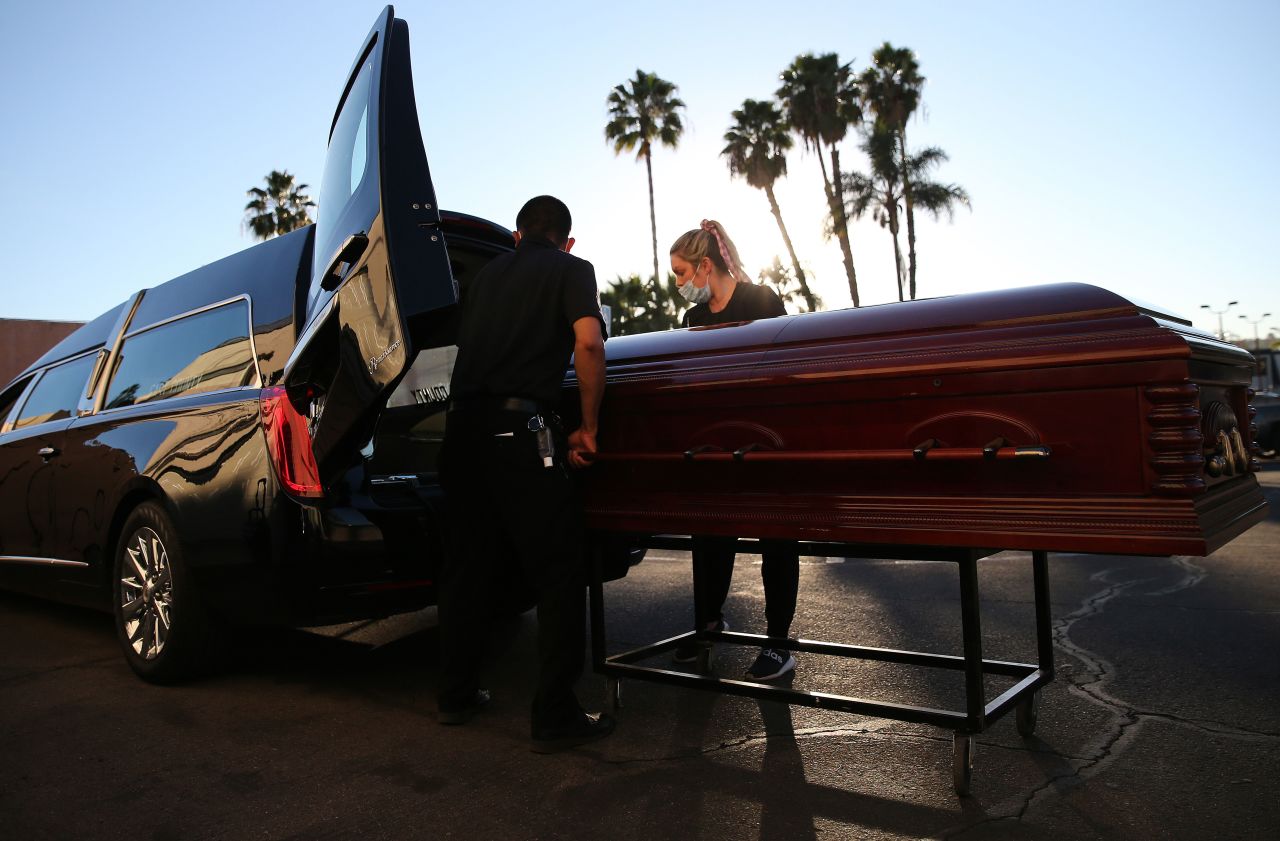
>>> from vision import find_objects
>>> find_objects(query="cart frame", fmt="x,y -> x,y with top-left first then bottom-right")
589,540 -> 1055,795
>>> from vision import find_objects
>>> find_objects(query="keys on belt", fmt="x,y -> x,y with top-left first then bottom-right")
528,414 -> 555,468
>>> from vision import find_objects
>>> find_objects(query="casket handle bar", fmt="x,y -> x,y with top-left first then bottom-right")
591,444 -> 1052,463
683,444 -> 722,461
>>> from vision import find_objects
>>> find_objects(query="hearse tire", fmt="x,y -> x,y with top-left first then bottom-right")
113,502 -> 216,683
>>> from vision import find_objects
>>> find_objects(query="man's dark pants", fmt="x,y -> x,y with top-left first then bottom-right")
437,411 -> 585,729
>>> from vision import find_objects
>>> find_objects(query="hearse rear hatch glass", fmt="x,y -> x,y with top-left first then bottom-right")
286,5 -> 455,479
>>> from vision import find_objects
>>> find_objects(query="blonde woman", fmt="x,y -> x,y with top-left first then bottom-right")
667,219 -> 799,681
670,219 -> 786,327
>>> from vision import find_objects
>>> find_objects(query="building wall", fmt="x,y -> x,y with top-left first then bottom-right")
0,319 -> 85,385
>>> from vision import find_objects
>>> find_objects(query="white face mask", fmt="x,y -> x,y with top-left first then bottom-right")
678,278 -> 711,305
677,263 -> 712,304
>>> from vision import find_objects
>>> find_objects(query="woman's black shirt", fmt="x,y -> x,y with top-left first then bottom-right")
681,281 -> 787,328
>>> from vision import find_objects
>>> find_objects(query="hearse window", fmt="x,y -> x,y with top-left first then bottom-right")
315,55 -> 374,261
104,301 -> 256,410
0,376 -> 35,431
12,355 -> 96,430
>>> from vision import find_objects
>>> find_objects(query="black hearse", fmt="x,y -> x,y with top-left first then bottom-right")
0,8 -> 622,681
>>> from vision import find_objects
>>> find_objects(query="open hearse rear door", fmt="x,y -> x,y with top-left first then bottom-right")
283,5 -> 455,479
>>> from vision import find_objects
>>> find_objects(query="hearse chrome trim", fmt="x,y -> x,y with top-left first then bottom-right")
88,289 -> 147,415
92,386 -> 264,418
0,556 -> 90,568
124,294 -> 251,339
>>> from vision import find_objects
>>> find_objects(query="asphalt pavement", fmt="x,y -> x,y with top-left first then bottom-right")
1,464 -> 1277,840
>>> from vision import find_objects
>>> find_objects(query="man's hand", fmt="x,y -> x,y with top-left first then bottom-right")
567,427 -> 597,469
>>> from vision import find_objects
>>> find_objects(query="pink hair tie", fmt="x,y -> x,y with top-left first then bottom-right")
699,219 -> 739,281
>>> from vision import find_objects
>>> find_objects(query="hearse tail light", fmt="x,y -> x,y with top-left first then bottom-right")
259,385 -> 324,498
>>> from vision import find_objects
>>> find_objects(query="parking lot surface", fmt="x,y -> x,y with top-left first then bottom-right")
2,464 -> 1278,840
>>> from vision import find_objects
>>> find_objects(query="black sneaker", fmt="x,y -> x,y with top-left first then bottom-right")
672,619 -> 729,663
530,711 -> 616,754
437,688 -> 492,725
745,647 -> 796,682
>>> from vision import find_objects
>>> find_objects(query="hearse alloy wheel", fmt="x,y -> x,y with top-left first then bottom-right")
113,502 -> 214,683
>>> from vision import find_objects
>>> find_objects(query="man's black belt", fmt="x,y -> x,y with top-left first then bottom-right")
447,396 -> 542,415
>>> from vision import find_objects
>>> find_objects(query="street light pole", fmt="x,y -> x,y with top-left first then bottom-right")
1200,301 -> 1238,339
1239,312 -> 1272,351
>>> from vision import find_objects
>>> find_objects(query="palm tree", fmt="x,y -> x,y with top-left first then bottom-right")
844,125 -> 907,301
757,256 -> 819,313
599,273 -> 686,335
605,70 -> 685,294
722,99 -> 817,312
899,147 -> 970,299
243,170 -> 315,240
859,44 -> 926,298
777,53 -> 862,306
846,139 -> 970,300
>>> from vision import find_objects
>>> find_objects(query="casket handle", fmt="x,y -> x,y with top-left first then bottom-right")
913,438 -> 940,461
733,443 -> 764,462
683,444 -> 723,461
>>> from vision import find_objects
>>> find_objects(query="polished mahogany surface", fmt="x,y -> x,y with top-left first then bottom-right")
580,283 -> 1268,556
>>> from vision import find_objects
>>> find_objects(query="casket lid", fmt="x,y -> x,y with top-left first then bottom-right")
604,282 -> 1206,365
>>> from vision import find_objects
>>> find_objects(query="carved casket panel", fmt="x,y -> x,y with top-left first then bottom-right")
576,283 -> 1268,556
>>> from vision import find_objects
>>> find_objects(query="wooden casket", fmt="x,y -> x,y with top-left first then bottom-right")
580,283 -> 1268,556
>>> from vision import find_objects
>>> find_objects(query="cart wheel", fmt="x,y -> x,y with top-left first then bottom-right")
606,677 -> 622,710
952,734 -> 975,797
1015,691 -> 1040,737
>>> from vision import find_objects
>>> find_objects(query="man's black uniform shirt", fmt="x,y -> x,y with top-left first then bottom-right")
681,281 -> 786,328
450,237 -> 605,408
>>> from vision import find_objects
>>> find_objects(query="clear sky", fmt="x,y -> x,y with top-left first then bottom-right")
2,0 -> 1277,344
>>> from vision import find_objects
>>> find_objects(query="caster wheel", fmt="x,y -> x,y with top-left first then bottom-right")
1016,691 -> 1040,737
952,733 -> 975,797
606,678 -> 622,710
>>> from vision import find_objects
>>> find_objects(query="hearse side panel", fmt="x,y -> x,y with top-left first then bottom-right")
61,392 -> 275,586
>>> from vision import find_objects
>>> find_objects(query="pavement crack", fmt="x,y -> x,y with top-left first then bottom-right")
1128,709 -> 1280,741
938,554 -> 1225,839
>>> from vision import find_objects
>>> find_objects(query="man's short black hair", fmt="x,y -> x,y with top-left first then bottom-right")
516,195 -> 572,244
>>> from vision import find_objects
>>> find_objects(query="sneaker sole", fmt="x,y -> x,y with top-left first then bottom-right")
745,659 -> 797,682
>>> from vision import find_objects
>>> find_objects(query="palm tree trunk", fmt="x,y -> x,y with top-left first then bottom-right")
764,184 -> 815,311
813,139 -> 833,204
887,200 -> 905,302
645,148 -> 660,295
828,146 -> 859,307
898,131 -> 919,300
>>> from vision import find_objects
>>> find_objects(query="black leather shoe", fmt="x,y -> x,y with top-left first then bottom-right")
437,689 -> 491,725
530,711 -> 616,753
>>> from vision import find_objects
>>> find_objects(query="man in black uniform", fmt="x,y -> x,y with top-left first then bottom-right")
435,195 -> 612,753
